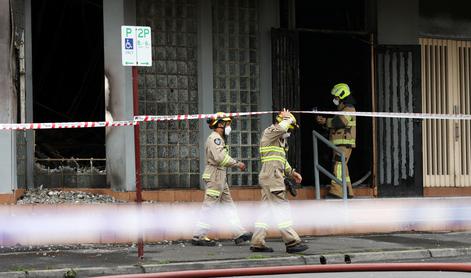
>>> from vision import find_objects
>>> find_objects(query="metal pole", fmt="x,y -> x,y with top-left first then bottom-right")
341,154 -> 347,201
312,131 -> 320,200
312,130 -> 349,201
370,32 -> 378,196
132,66 -> 142,202
132,66 -> 144,259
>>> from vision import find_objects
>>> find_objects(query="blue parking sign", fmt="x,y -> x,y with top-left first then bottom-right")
125,38 -> 134,50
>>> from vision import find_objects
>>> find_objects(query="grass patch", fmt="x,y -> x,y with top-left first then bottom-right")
10,266 -> 31,272
158,260 -> 170,264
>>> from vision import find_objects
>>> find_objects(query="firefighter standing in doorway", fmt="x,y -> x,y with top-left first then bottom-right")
250,109 -> 309,253
192,112 -> 253,246
316,83 -> 356,199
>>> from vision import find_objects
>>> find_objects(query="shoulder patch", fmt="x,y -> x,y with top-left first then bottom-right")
214,138 -> 222,145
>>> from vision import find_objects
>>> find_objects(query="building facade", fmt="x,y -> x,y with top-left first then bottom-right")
1,0 -> 471,202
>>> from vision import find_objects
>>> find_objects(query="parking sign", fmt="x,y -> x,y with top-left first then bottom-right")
121,26 -> 152,66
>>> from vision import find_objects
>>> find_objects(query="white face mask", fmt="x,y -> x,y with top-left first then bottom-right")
224,126 -> 232,136
282,132 -> 291,139
333,98 -> 340,106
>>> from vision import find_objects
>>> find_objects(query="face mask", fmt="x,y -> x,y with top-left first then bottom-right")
282,132 -> 291,139
224,126 -> 232,136
333,98 -> 340,106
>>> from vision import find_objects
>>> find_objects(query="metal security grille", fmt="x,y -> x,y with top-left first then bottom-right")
34,158 -> 106,188
420,38 -> 471,187
271,28 -> 301,171
457,41 -> 471,184
137,0 -> 200,188
212,0 -> 260,186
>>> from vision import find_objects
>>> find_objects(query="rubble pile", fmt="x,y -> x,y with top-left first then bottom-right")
16,188 -> 125,204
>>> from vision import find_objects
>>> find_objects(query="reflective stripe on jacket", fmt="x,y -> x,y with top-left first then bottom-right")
258,118 -> 293,192
326,104 -> 356,148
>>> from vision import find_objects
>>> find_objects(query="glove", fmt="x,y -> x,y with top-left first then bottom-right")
284,177 -> 297,197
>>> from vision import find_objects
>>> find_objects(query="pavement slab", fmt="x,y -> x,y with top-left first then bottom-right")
0,232 -> 470,277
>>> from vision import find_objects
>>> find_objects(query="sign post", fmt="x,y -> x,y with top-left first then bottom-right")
121,25 -> 152,260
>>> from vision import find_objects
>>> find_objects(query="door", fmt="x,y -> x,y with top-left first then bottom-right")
420,38 -> 471,187
376,45 -> 423,197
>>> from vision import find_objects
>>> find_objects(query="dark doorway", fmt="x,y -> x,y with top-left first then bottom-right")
299,32 -> 372,187
32,0 -> 105,160
291,0 -> 373,188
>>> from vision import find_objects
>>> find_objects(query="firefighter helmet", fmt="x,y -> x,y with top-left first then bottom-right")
276,111 -> 299,130
331,83 -> 351,100
207,112 -> 232,128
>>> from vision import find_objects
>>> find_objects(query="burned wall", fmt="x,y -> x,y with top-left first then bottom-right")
420,0 -> 471,39
11,0 -> 26,188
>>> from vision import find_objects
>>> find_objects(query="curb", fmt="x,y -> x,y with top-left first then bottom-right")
1,247 -> 470,278
144,256 -> 307,273
430,248 -> 471,258
347,249 -> 431,263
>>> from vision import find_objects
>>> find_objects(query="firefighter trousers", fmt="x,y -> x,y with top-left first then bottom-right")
193,182 -> 246,239
329,146 -> 354,198
251,187 -> 301,248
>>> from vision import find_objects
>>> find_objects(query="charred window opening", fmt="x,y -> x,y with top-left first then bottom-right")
32,0 -> 105,187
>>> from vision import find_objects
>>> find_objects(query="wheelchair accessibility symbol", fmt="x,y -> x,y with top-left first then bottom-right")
125,38 -> 134,50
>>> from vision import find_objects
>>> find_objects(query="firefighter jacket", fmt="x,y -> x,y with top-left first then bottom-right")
326,103 -> 356,148
202,131 -> 238,185
258,118 -> 294,192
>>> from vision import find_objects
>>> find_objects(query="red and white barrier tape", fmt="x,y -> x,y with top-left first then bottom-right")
134,110 -> 471,123
133,111 -> 276,123
0,120 -> 136,130
295,110 -> 471,121
1,110 -> 471,130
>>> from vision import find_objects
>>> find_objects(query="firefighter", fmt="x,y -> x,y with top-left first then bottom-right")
316,83 -> 356,199
250,109 -> 309,253
191,112 -> 253,246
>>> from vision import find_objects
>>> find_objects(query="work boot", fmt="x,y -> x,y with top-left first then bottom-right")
250,245 -> 274,252
191,236 -> 217,246
234,232 -> 253,245
286,243 -> 309,253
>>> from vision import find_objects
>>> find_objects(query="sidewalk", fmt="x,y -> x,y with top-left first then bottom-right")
1,231 -> 470,277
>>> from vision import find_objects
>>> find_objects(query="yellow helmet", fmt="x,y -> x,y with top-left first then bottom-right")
331,83 -> 351,100
276,111 -> 299,130
207,112 -> 232,128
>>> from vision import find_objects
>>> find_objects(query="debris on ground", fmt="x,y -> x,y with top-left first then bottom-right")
16,188 -> 125,205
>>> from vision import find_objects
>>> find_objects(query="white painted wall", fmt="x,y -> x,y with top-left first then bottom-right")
0,0 -> 17,194
103,0 -> 136,191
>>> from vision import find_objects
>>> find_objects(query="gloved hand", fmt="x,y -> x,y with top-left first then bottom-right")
316,115 -> 326,125
237,161 -> 246,171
